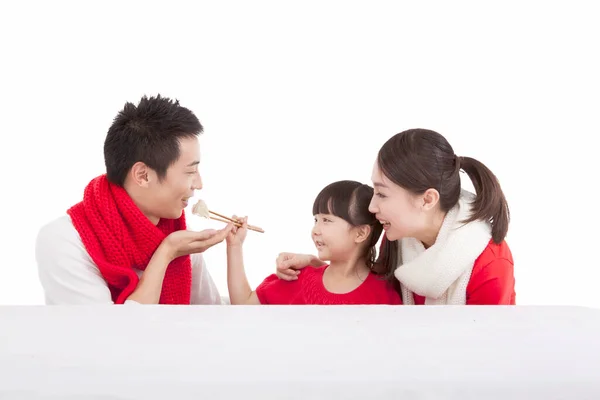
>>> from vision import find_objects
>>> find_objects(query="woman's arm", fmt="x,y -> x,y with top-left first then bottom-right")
275,252 -> 325,281
467,258 -> 515,305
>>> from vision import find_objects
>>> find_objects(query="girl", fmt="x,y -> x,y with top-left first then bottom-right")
276,128 -> 515,305
226,180 -> 401,305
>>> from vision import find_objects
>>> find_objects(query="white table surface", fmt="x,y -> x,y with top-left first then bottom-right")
1,305 -> 599,399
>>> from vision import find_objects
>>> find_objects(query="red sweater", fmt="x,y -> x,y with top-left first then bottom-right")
412,239 -> 515,305
256,266 -> 402,305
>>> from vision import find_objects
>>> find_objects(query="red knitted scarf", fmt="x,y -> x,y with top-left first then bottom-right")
67,174 -> 192,304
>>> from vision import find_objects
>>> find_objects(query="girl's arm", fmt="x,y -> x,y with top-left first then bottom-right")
225,216 -> 261,305
226,243 -> 261,305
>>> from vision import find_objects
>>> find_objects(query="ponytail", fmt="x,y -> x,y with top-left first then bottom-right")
458,156 -> 510,243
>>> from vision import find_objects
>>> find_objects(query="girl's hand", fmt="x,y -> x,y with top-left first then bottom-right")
226,215 -> 248,247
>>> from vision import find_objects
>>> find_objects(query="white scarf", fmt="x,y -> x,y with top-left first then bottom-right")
395,190 -> 492,305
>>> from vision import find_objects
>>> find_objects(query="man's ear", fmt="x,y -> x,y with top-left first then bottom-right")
130,162 -> 151,187
354,224 -> 372,244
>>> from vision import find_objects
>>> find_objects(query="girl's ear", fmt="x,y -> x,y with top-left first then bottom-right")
354,224 -> 372,244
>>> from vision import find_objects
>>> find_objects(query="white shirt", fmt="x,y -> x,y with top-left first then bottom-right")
35,215 -> 225,305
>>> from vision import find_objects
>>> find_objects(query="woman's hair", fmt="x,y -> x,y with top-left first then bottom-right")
374,128 -> 510,280
313,180 -> 383,269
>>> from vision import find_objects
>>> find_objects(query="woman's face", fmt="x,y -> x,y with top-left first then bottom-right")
368,162 -> 426,241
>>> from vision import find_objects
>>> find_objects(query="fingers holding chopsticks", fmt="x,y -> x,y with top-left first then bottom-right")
226,215 -> 249,246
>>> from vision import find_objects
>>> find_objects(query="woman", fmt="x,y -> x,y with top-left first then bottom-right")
275,128 -> 515,305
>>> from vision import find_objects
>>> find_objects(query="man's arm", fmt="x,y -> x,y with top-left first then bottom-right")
36,216 -> 232,305
124,246 -> 172,304
127,226 -> 233,304
36,216 -> 165,304
35,217 -> 118,304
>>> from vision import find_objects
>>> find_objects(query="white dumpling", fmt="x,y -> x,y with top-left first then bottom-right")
192,199 -> 210,218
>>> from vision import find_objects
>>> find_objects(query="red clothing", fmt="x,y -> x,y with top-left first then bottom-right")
412,239 -> 515,305
256,266 -> 402,305
67,175 -> 192,304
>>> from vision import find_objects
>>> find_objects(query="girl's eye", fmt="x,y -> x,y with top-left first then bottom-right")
376,193 -> 386,198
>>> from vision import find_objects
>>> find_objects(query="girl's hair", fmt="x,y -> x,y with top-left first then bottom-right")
313,180 -> 383,269
374,129 -> 510,280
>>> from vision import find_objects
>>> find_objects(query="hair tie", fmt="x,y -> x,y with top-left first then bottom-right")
455,155 -> 462,169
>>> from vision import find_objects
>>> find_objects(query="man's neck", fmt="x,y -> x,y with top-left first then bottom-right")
123,182 -> 160,225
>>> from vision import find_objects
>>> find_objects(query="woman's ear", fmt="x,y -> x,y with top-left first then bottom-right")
354,225 -> 372,244
421,188 -> 440,211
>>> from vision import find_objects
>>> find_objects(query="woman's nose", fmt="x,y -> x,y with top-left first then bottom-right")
368,197 -> 378,214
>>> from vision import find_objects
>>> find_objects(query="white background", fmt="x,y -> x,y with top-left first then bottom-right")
0,1 -> 598,307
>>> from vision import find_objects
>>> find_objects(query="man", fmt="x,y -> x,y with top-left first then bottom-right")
35,95 -> 233,305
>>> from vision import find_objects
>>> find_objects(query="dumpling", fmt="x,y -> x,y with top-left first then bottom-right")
192,199 -> 210,218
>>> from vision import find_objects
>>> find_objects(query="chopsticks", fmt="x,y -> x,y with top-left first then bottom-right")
209,210 -> 265,233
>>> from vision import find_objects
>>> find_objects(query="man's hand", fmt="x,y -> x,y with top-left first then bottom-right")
126,224 -> 233,304
275,252 -> 324,281
161,224 -> 234,261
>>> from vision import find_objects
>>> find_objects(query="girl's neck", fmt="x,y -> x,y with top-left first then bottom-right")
326,258 -> 370,280
322,258 -> 370,294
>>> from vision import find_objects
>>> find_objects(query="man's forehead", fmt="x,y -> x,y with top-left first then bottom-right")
178,135 -> 200,148
177,136 -> 200,158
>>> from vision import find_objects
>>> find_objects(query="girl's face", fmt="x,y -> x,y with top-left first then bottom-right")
368,162 -> 426,241
311,213 -> 362,261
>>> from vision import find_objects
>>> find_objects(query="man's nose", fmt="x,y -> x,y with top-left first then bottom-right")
192,174 -> 203,190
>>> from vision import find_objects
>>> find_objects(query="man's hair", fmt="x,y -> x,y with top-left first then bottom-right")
104,94 -> 203,186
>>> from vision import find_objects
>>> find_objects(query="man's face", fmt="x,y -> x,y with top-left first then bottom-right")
144,136 -> 203,222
